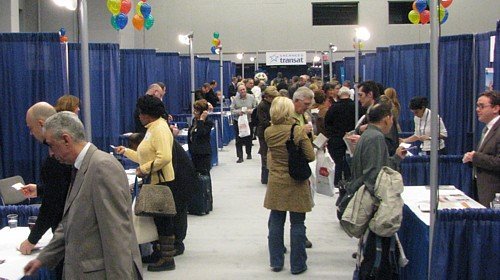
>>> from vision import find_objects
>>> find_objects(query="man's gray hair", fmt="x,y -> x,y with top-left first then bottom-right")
293,86 -> 315,102
44,111 -> 86,142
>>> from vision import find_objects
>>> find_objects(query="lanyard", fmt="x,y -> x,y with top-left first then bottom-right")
419,109 -> 429,136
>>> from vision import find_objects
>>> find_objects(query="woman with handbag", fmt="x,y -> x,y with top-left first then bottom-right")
188,99 -> 214,175
264,97 -> 315,275
115,95 -> 176,272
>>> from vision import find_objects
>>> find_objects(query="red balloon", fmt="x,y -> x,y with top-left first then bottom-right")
420,10 -> 430,24
441,0 -> 453,8
120,0 -> 131,14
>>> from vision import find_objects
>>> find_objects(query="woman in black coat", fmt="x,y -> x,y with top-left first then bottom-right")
188,99 -> 214,175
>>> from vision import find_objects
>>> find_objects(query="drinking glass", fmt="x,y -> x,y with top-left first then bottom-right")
7,214 -> 18,229
28,216 -> 38,230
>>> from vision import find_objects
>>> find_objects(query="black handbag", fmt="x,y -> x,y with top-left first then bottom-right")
134,162 -> 176,217
286,124 -> 312,181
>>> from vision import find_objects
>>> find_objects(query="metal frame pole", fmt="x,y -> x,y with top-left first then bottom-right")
78,0 -> 92,141
219,49 -> 224,151
428,0 -> 440,277
189,34 -> 195,118
329,48 -> 333,83
354,37 -> 360,125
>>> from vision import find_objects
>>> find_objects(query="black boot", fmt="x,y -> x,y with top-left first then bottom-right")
148,235 -> 176,271
141,241 -> 161,264
261,167 -> 269,184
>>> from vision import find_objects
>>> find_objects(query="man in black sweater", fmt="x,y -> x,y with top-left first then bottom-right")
20,102 -> 72,279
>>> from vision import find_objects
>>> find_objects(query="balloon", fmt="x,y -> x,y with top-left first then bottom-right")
110,15 -> 120,30
107,0 -> 120,15
438,6 -> 446,22
412,1 -> 418,11
212,38 -> 220,46
420,10 -> 430,24
211,46 -> 217,54
144,14 -> 154,30
60,36 -> 68,43
132,14 -> 144,30
213,32 -> 219,39
59,27 -> 66,36
441,0 -> 453,8
116,13 -> 128,29
140,3 -> 151,18
136,1 -> 143,17
415,0 -> 427,13
408,10 -> 420,24
120,0 -> 131,14
440,9 -> 449,24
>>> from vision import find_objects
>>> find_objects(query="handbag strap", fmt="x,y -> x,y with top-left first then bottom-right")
132,176 -> 139,200
289,123 -> 298,143
147,161 -> 168,184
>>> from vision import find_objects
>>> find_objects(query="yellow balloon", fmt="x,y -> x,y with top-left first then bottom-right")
408,10 -> 420,24
212,38 -> 220,46
136,2 -> 143,17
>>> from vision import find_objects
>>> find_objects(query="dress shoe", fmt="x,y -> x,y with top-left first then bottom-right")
247,154 -> 252,159
271,266 -> 283,272
236,158 -> 244,163
305,239 -> 312,248
291,266 -> 307,275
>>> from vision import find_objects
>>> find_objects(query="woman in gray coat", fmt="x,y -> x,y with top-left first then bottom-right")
264,97 -> 315,275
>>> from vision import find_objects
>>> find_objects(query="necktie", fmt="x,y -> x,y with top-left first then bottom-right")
70,167 -> 78,187
478,126 -> 489,149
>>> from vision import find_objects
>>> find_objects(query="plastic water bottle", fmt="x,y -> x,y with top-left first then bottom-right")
492,193 -> 500,209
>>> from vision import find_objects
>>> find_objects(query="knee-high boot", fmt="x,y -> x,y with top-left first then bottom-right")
147,235 -> 176,271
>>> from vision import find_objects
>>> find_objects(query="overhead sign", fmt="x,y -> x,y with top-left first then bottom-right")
265,51 -> 306,66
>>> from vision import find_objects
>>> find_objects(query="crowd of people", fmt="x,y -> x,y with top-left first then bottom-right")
16,70 -> 499,279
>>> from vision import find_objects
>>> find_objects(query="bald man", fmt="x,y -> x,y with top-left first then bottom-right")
20,102 -> 73,279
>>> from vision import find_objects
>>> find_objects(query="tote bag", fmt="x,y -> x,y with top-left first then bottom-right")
238,114 -> 251,137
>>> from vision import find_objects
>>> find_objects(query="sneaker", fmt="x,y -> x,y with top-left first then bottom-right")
271,266 -> 283,272
236,158 -> 244,163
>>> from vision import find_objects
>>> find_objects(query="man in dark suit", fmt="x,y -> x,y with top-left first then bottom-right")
25,112 -> 142,279
228,77 -> 238,98
463,90 -> 500,207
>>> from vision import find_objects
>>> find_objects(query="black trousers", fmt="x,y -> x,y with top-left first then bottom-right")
328,144 -> 351,186
233,120 -> 253,158
192,153 -> 212,175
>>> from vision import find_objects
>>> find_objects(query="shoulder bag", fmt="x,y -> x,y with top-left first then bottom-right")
286,124 -> 312,181
135,162 -> 177,217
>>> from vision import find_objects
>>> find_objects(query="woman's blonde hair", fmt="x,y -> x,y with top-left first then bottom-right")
270,96 -> 294,125
384,87 -> 401,116
54,94 -> 80,113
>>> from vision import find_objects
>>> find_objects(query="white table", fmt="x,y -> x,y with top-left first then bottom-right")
402,185 -> 484,226
0,227 -> 53,279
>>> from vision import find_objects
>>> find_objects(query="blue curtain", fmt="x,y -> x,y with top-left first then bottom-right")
387,44 -> 430,131
431,209 -> 500,280
375,47 -> 390,86
400,155 -> 473,196
195,57 -> 209,88
0,33 -> 64,183
362,53 -> 377,81
474,32 -> 495,146
222,60 -> 233,98
343,57 -> 355,83
399,205 -> 429,280
439,35 -> 474,154
333,60 -> 344,82
207,60 -> 220,85
120,49 -> 157,132
494,20 -> 500,90
179,56 -> 192,113
156,52 -> 182,114
0,205 -> 40,228
67,43 -> 121,150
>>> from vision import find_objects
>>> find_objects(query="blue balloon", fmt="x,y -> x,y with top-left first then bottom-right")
140,3 -> 152,18
116,13 -> 128,30
416,0 -> 427,13
59,27 -> 66,36
211,46 -> 217,54
441,9 -> 449,24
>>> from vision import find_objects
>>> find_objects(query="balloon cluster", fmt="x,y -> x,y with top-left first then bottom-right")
59,27 -> 68,43
133,0 -> 155,30
211,32 -> 221,54
108,0 -> 131,30
408,0 -> 452,25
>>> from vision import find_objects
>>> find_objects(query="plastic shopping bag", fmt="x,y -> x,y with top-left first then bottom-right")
238,114 -> 251,137
315,148 -> 335,197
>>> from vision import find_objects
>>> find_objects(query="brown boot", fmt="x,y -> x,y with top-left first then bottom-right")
147,235 -> 176,271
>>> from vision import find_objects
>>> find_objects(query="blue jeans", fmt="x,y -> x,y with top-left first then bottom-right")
268,210 -> 307,272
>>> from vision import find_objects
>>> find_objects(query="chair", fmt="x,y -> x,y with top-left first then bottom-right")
0,176 -> 28,205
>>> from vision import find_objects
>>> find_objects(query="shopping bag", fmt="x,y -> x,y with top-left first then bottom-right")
132,198 -> 159,244
238,114 -> 251,137
315,148 -> 335,197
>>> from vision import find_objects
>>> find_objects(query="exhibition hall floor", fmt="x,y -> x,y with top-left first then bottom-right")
144,140 -> 358,279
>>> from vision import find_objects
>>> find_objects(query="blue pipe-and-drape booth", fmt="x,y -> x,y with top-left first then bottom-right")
400,155 -> 473,197
0,33 -> 64,183
494,20 -> 500,90
195,57 -> 209,89
179,56 -> 192,114
374,47 -> 390,87
67,43 -> 122,151
155,52 -> 183,115
474,31 -> 495,144
223,60 -> 235,98
343,57 -> 355,83
120,49 -> 157,133
430,209 -> 500,280
362,53 -> 377,81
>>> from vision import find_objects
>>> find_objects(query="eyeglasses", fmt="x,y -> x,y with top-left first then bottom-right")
476,104 -> 492,109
